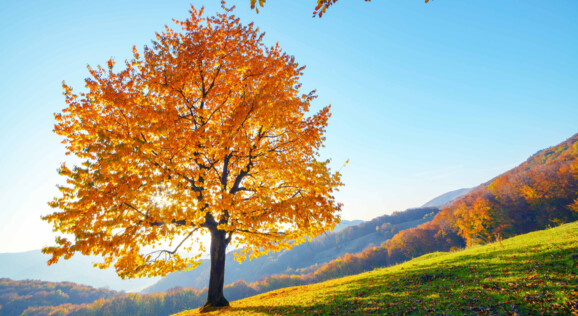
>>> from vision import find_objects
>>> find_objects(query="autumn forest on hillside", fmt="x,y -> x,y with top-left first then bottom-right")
1,1 -> 577,315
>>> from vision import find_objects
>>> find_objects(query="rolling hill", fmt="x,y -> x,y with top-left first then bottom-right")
175,221 -> 578,315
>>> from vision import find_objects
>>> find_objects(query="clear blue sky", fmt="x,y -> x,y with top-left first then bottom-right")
1,0 -> 577,253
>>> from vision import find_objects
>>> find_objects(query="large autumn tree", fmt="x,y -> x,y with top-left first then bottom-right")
43,4 -> 342,311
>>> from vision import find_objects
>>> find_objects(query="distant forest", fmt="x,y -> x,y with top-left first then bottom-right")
0,279 -> 117,316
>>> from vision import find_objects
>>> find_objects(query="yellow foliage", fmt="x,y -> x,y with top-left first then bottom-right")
43,4 -> 342,279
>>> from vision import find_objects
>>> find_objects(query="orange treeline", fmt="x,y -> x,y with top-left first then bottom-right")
0,278 -> 117,316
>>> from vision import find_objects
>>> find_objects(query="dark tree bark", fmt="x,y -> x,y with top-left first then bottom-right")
200,228 -> 230,312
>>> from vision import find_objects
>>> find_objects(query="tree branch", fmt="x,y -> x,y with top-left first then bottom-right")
146,227 -> 199,262
234,229 -> 285,237
177,172 -> 205,193
225,231 -> 233,245
122,202 -> 146,217
220,152 -> 233,190
229,129 -> 266,194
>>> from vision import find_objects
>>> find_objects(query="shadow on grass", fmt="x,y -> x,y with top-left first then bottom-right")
198,296 -> 410,315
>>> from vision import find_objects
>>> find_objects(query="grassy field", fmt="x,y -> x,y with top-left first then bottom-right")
175,222 -> 578,315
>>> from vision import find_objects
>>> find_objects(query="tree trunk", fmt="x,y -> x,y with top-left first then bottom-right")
200,229 -> 229,312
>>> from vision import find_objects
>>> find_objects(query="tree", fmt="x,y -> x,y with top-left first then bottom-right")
42,4 -> 342,311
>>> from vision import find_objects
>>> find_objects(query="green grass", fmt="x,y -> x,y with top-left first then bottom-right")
174,222 -> 578,315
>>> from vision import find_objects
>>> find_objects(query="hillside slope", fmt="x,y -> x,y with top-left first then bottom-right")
175,221 -> 578,315
143,207 -> 438,293
443,133 -> 578,245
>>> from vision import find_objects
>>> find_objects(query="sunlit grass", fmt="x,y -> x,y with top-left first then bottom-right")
174,221 -> 578,315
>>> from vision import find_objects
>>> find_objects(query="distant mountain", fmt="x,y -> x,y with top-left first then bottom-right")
0,250 -> 158,292
421,188 -> 472,208
142,207 -> 438,293
331,219 -> 364,233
